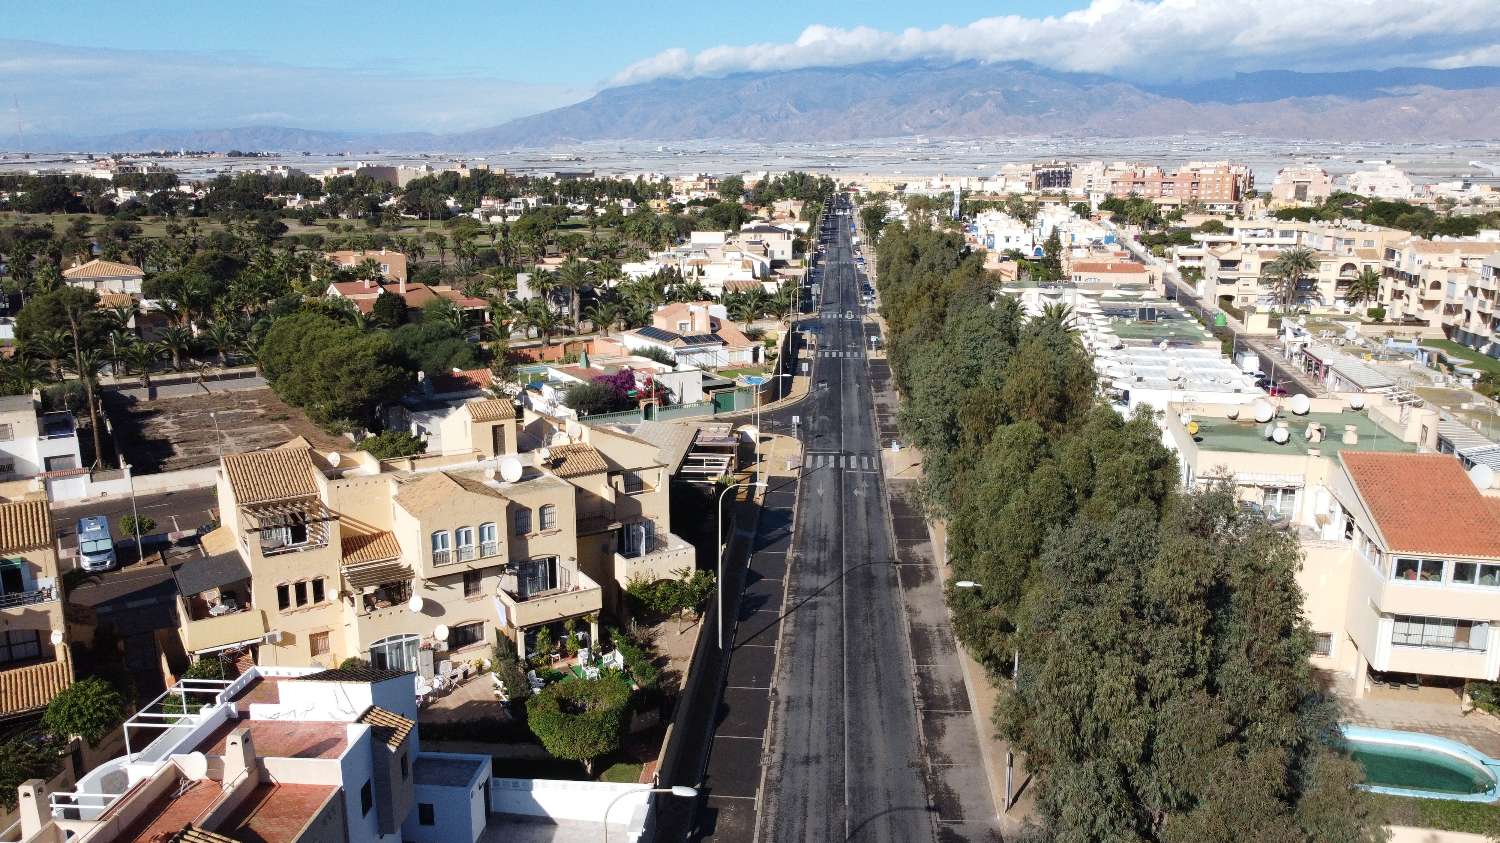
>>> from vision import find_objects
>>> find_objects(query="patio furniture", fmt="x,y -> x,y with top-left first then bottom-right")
583,665 -> 601,680
526,670 -> 546,693
437,659 -> 454,682
603,650 -> 625,670
415,676 -> 434,707
577,647 -> 590,666
490,673 -> 509,702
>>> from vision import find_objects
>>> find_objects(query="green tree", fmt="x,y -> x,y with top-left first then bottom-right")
257,311 -> 412,427
1344,266 -> 1383,308
1267,245 -> 1320,312
371,290 -> 409,328
718,175 -> 745,203
43,677 -> 125,747
358,430 -> 427,459
526,674 -> 632,776
0,733 -> 62,811
119,514 -> 156,537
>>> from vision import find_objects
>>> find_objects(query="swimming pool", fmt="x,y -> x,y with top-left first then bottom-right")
1341,726 -> 1500,802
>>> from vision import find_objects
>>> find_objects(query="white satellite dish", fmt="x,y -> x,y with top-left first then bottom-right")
550,430 -> 571,446
1226,407 -> 1240,420
1263,422 -> 1276,440
1349,395 -> 1366,410
49,630 -> 63,646
327,452 -> 342,467
565,419 -> 582,439
1289,394 -> 1311,415
1272,427 -> 1290,444
537,447 -> 552,464
1253,400 -> 1274,423
179,752 -> 209,780
433,624 -> 450,642
1166,365 -> 1182,381
1470,464 -> 1497,491
1178,412 -> 1193,427
408,594 -> 425,614
499,457 -> 524,483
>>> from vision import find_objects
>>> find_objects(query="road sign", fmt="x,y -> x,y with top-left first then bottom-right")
742,375 -> 766,386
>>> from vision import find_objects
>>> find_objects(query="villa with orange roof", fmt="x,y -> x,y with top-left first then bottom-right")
62,259 -> 144,296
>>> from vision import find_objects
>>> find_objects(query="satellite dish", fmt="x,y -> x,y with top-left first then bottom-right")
550,430 -> 571,446
433,624 -> 450,642
49,630 -> 63,646
408,594 -> 425,614
1264,423 -> 1276,440
1253,400 -> 1274,423
1289,394 -> 1311,415
1349,395 -> 1366,410
179,752 -> 209,779
328,452 -> 342,467
1166,366 -> 1182,381
1186,420 -> 1200,436
1272,427 -> 1290,444
1226,407 -> 1240,420
537,447 -> 552,464
1178,412 -> 1193,426
1470,464 -> 1497,491
500,457 -> 524,483
565,419 -> 582,439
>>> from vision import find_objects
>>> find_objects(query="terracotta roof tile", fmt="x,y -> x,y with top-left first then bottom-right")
0,498 -> 52,553
395,471 -> 504,515
62,258 -> 143,279
222,447 -> 321,505
1341,452 -> 1500,558
467,398 -> 516,423
0,658 -> 73,717
358,705 -> 415,750
171,826 -> 237,843
545,443 -> 608,478
341,529 -> 401,565
293,667 -> 410,683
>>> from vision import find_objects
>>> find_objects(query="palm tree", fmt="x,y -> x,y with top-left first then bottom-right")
124,341 -> 162,390
28,330 -> 71,380
62,348 -> 108,468
1,357 -> 48,395
202,321 -> 242,368
529,270 -> 561,317
1037,302 -> 1076,332
1266,246 -> 1319,312
1344,266 -> 1383,308
516,298 -> 562,349
158,325 -> 194,370
106,330 -> 136,379
556,258 -> 594,330
105,302 -> 138,334
726,295 -> 758,325
585,302 -> 620,335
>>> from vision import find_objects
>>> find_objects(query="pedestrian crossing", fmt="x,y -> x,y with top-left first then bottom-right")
802,452 -> 879,471
816,350 -> 863,358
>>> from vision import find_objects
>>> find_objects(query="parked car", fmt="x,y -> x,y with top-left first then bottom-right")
76,515 -> 117,572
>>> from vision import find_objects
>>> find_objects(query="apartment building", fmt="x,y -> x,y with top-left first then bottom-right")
619,301 -> 761,369
1108,162 -> 1252,207
1345,163 -> 1417,200
1269,166 -> 1334,205
1183,220 -> 1406,312
24,666 -> 493,843
1449,253 -> 1500,352
0,496 -> 73,720
186,403 -> 691,671
1302,452 -> 1500,701
0,395 -> 87,501
1382,238 -> 1500,326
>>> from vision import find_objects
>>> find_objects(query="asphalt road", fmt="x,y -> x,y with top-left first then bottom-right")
756,199 -> 936,842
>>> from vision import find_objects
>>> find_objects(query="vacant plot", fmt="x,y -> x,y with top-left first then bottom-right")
105,387 -> 349,473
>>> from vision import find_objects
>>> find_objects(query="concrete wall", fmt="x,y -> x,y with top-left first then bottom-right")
489,778 -> 649,841
1387,826 -> 1492,843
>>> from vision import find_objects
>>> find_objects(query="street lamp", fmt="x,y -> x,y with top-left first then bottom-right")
122,462 -> 143,562
953,580 -> 1018,682
601,785 -> 697,843
718,478 -> 766,650
748,373 -> 793,487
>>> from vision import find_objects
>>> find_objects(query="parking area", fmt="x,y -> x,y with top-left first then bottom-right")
105,387 -> 347,473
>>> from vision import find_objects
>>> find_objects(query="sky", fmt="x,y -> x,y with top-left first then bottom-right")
3,0 -> 1499,138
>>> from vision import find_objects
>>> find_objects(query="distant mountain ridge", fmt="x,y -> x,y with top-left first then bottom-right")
17,61 -> 1500,152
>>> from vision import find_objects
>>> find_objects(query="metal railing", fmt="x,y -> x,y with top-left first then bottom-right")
457,545 -> 476,561
432,549 -> 452,566
0,585 -> 57,609
480,541 -> 499,558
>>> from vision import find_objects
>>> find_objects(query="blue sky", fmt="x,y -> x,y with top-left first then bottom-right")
3,0 -> 1498,138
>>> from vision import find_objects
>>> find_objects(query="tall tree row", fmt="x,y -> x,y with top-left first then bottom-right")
872,219 -> 1382,843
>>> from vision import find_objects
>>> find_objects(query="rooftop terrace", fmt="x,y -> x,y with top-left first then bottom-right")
1190,410 -> 1417,456
194,719 -> 349,760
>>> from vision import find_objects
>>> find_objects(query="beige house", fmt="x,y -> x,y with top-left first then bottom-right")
61,259 -> 144,296
0,497 -> 73,719
188,402 -> 693,671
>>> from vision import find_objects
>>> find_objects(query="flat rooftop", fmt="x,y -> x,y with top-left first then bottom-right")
195,719 -> 348,760
478,814 -> 632,843
216,782 -> 337,843
229,675 -> 284,712
1191,410 -> 1418,456
119,779 -> 220,843
415,755 -> 487,787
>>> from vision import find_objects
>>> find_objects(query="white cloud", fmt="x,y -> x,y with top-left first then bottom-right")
0,40 -> 589,138
607,0 -> 1500,87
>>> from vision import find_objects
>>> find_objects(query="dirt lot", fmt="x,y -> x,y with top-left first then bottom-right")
105,387 -> 350,472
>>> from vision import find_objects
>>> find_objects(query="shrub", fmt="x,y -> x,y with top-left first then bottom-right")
526,674 -> 632,775
563,382 -> 631,416
357,430 -> 427,459
0,733 -> 62,811
118,514 -> 156,537
1468,680 -> 1500,716
182,657 -> 227,681
1367,306 -> 1387,323
492,634 -> 531,704
339,656 -> 370,671
43,677 -> 125,746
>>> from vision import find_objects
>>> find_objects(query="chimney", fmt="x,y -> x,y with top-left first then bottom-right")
223,727 -> 256,785
1343,425 -> 1360,446
18,780 -> 47,837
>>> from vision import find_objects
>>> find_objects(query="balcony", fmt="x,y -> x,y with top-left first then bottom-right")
0,585 -> 57,611
180,607 -> 268,655
39,413 -> 75,440
497,567 -> 602,630
615,531 -> 695,586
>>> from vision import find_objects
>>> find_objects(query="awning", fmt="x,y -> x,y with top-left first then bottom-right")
343,559 -> 414,590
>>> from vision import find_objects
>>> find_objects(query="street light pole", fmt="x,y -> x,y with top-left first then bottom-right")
717,478 -> 766,650
955,579 -> 1018,686
601,785 -> 696,843
123,462 -> 143,562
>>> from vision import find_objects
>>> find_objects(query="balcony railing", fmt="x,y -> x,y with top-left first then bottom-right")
432,549 -> 452,566
458,545 -> 476,562
0,586 -> 57,610
480,541 -> 498,558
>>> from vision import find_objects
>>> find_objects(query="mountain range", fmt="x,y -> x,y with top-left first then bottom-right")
19,61 -> 1500,152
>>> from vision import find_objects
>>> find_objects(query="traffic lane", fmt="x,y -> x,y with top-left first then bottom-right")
1161,273 -> 1310,397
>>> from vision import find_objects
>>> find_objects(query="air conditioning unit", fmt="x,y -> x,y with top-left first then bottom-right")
263,630 -> 283,645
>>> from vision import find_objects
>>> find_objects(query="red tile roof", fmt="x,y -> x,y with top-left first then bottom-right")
1071,261 -> 1148,274
1341,452 -> 1500,559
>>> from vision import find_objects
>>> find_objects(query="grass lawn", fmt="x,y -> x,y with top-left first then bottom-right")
1423,339 -> 1500,377
1369,792 -> 1500,835
718,366 -> 769,379
598,762 -> 644,784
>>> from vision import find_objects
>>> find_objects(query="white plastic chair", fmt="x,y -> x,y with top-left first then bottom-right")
603,650 -> 625,670
577,647 -> 590,666
526,669 -> 546,693
583,665 -> 601,680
